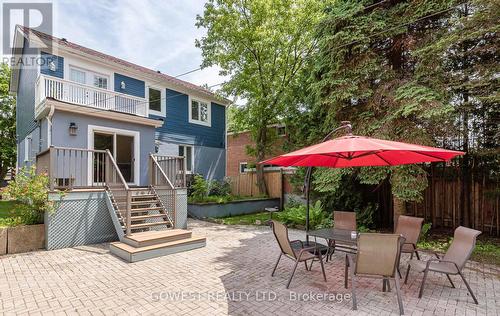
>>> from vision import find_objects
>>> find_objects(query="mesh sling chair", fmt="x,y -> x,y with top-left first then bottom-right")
270,220 -> 327,289
328,211 -> 357,259
394,215 -> 424,279
345,234 -> 406,315
405,226 -> 481,304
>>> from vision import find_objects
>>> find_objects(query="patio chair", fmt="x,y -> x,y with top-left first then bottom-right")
404,226 -> 481,304
270,220 -> 327,289
394,215 -> 424,279
345,233 -> 406,315
328,211 -> 357,259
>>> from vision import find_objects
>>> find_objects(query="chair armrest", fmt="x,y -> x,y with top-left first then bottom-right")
424,258 -> 460,271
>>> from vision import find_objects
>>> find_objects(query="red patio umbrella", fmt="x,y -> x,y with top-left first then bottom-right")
261,122 -> 464,235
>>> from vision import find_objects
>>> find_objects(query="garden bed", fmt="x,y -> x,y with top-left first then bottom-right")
188,197 -> 280,219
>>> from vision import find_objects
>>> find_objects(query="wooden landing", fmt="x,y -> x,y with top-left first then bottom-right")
109,229 -> 206,263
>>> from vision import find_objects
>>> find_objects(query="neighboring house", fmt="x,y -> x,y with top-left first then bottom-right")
11,26 -> 230,183
8,25 -> 231,262
226,124 -> 287,177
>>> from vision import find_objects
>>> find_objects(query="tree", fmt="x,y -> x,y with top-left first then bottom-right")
196,0 -> 328,194
0,63 -> 16,181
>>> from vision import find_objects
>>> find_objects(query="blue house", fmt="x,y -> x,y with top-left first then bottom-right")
9,26 -> 230,262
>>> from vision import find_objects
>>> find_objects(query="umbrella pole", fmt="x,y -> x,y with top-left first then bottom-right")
303,121 -> 352,244
305,166 -> 313,243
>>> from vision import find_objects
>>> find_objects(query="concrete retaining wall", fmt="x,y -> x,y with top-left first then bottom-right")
0,224 -> 45,255
188,198 -> 280,219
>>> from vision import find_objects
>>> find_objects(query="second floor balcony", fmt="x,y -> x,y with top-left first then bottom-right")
35,74 -> 149,118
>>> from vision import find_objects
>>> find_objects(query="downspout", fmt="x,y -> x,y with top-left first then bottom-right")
46,103 -> 55,147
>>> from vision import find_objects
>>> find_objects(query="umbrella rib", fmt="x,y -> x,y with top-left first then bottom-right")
375,152 -> 392,166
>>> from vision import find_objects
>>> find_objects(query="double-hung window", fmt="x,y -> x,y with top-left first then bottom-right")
189,98 -> 210,126
149,88 -> 162,112
178,145 -> 193,173
70,68 -> 86,84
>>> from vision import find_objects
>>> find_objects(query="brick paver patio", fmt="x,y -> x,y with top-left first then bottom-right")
0,219 -> 498,315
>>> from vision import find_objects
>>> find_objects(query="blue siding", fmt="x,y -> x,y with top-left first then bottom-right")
16,38 -> 38,142
40,51 -> 64,78
154,89 -> 225,149
114,73 -> 145,97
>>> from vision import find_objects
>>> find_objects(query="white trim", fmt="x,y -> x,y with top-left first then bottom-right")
24,134 -> 32,162
178,144 -> 194,174
87,125 -> 140,186
146,85 -> 166,116
188,96 -> 211,127
239,162 -> 248,174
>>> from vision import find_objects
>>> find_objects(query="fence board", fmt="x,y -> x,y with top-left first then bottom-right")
228,171 -> 283,198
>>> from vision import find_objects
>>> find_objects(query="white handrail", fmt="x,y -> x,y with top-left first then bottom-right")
36,74 -> 148,117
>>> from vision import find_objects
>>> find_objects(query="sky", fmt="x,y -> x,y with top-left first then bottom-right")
1,0 -> 226,90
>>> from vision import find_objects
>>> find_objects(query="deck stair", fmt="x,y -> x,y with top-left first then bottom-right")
107,186 -> 174,234
110,229 -> 206,262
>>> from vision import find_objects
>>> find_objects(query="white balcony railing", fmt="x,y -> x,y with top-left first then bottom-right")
35,74 -> 148,117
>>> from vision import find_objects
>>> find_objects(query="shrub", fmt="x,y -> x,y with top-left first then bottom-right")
190,174 -> 209,200
355,202 -> 377,229
208,177 -> 231,196
280,200 -> 329,229
3,166 -> 53,225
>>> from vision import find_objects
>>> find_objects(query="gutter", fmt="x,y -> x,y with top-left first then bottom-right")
47,103 -> 55,146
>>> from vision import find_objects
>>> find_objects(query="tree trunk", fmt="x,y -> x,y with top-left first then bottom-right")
255,126 -> 269,195
393,196 -> 405,231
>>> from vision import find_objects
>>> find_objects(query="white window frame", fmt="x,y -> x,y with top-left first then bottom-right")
239,162 -> 248,174
69,67 -> 86,85
146,85 -> 166,116
69,65 -> 110,90
87,125 -> 140,186
188,96 -> 211,127
178,144 -> 194,174
24,134 -> 32,162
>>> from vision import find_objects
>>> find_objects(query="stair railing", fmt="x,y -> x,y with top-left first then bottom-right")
104,149 -> 132,236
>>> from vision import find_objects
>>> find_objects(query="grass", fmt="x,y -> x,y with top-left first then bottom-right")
0,200 -> 24,227
210,211 -> 276,225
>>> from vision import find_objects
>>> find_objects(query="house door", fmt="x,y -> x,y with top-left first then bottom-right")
93,132 -> 135,184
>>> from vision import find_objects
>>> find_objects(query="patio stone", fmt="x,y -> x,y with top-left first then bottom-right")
0,219 -> 498,315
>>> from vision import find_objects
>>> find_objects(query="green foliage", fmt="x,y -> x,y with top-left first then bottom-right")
208,177 -> 231,196
3,166 -> 53,225
280,200 -> 329,229
356,203 -> 377,229
196,0 -> 329,192
0,63 -> 16,180
190,174 -> 209,200
420,222 -> 432,241
390,165 -> 428,202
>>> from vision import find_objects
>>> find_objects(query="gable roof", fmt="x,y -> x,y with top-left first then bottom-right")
11,26 -> 231,105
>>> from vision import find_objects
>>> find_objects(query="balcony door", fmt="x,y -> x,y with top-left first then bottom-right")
68,66 -> 109,108
88,126 -> 139,186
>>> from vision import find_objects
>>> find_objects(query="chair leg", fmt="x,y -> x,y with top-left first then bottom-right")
286,259 -> 300,289
383,278 -> 386,292
418,268 -> 429,298
415,251 -> 421,260
351,269 -> 357,310
344,254 -> 349,289
304,261 -> 309,271
404,264 -> 411,285
394,276 -> 405,315
309,258 -> 314,271
318,252 -> 327,282
271,253 -> 282,276
397,267 -> 402,279
446,274 -> 455,288
387,279 -> 391,292
458,270 -> 478,304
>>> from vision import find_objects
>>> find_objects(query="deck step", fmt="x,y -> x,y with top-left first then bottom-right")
130,221 -> 170,229
130,214 -> 168,221
121,206 -> 163,212
110,236 -> 206,262
123,229 -> 192,247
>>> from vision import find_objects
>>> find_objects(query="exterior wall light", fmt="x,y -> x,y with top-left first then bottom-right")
49,61 -> 56,72
69,122 -> 78,136
120,81 -> 126,90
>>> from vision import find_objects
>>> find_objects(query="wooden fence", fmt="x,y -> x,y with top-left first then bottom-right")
228,171 -> 283,198
406,178 -> 499,235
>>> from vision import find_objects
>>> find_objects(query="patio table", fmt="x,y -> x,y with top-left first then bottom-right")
308,228 -> 358,287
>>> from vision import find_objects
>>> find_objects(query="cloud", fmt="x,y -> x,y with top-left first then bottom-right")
1,0 -> 225,88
